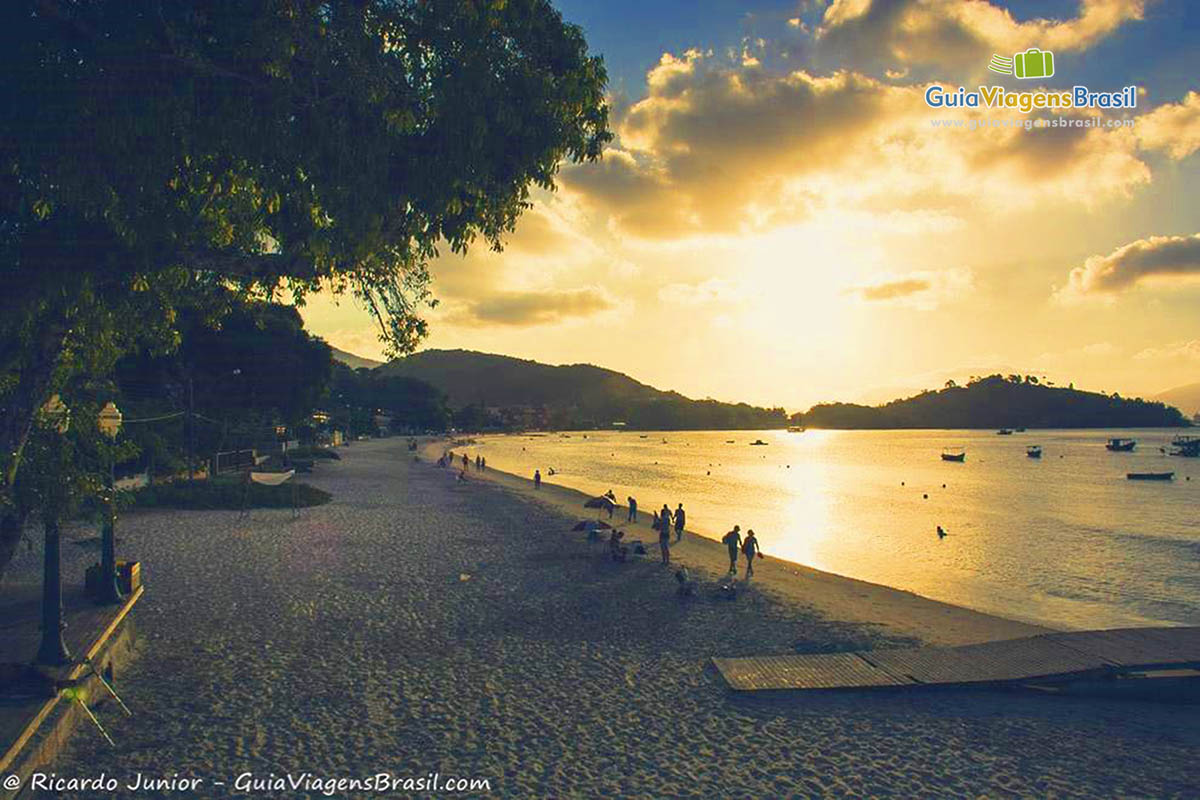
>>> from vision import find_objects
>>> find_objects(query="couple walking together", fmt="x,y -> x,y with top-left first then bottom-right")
722,526 -> 761,577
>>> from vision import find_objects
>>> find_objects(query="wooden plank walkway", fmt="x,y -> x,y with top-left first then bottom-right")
713,627 -> 1200,692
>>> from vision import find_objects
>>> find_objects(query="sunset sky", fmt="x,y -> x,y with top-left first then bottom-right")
301,0 -> 1200,410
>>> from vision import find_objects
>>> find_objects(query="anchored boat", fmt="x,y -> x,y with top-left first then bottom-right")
1169,435 -> 1199,457
1027,445 -> 1042,458
1127,472 -> 1174,481
941,448 -> 966,462
1106,438 -> 1136,452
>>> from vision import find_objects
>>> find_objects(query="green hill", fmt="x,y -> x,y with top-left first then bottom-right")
377,349 -> 787,430
803,375 -> 1190,429
330,346 -> 384,370
1153,382 -> 1200,417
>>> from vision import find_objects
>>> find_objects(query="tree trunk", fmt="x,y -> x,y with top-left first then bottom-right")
0,322 -> 69,581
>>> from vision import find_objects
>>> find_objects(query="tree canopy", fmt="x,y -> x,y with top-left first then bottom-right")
0,0 -> 610,578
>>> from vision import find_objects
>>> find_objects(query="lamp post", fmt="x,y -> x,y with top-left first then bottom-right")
36,395 -> 72,665
97,401 -> 124,604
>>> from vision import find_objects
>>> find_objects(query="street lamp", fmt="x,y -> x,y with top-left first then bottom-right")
36,395 -> 71,665
97,401 -> 124,604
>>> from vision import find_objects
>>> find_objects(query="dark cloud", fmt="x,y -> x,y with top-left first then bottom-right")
1066,233 -> 1200,294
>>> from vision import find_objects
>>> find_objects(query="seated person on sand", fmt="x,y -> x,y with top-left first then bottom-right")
609,530 -> 628,562
674,566 -> 695,597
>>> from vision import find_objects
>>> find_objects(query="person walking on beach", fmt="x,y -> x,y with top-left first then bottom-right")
462,453 -> 469,470
742,529 -> 761,578
673,503 -> 686,542
481,457 -> 486,471
659,503 -> 672,565
722,526 -> 742,575
534,469 -> 542,489
627,496 -> 638,522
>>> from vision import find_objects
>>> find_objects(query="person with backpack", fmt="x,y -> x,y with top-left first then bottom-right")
722,526 -> 742,575
742,529 -> 762,578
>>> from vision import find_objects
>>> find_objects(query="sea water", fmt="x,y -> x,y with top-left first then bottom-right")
471,429 -> 1199,630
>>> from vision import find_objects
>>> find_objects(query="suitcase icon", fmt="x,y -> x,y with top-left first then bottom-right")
1014,48 -> 1054,79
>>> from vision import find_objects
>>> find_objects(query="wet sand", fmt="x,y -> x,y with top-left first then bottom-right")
8,438 -> 1197,798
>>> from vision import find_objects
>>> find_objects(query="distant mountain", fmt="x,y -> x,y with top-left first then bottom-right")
377,349 -> 787,430
330,347 -> 384,370
803,375 -> 1190,429
1153,382 -> 1200,417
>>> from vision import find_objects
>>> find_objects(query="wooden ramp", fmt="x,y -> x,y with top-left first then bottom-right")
713,627 -> 1200,693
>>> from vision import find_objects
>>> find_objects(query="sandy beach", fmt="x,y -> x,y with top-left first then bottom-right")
9,437 -> 1198,798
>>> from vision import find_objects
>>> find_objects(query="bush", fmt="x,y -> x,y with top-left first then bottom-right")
130,477 -> 332,510
288,446 -> 341,460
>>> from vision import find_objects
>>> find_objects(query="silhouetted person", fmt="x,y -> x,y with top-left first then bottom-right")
937,525 -> 947,539
534,469 -> 541,489
659,504 -> 672,565
627,496 -> 638,522
462,453 -> 468,470
674,503 -> 686,542
722,526 -> 742,575
742,529 -> 761,578
481,457 -> 486,470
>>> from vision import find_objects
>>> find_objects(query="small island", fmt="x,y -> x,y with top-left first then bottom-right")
803,374 -> 1190,430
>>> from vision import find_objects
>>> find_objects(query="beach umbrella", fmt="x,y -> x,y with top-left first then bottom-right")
572,519 -> 613,531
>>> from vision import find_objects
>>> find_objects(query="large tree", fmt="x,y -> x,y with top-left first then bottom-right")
0,0 -> 610,577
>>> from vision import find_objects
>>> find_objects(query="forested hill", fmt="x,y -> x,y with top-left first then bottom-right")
803,375 -> 1190,429
378,349 -> 787,430
330,347 -> 383,370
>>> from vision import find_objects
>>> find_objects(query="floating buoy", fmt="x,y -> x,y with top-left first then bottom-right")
923,493 -> 929,499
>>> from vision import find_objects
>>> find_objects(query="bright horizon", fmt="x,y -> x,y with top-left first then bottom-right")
301,0 -> 1200,410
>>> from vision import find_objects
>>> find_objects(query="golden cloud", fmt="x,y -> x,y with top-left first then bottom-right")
559,51 -> 1153,240
848,269 -> 973,309
817,0 -> 1145,75
1134,340 -> 1200,361
1136,91 -> 1200,160
447,287 -> 617,327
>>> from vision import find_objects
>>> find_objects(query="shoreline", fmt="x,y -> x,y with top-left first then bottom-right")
18,437 -> 1195,798
424,440 -> 1051,647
